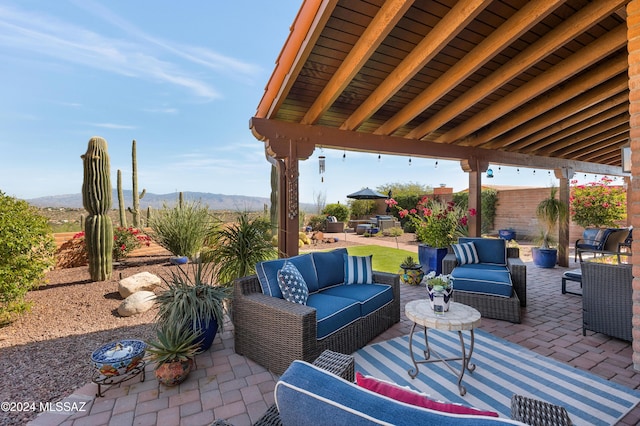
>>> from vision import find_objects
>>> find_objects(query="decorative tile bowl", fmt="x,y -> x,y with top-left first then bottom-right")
91,339 -> 146,377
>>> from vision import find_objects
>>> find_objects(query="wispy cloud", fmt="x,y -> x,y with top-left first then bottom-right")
144,107 -> 179,114
0,3 -> 232,100
90,122 -> 137,130
72,0 -> 262,79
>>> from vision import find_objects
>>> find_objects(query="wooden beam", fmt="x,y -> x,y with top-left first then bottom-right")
250,117 -> 627,176
539,118 -> 629,156
375,0 -> 564,136
439,24 -> 627,144
340,0 -> 490,130
407,0 -> 628,140
520,104 -> 630,154
480,87 -> 629,151
459,55 -> 629,149
302,0 -> 413,124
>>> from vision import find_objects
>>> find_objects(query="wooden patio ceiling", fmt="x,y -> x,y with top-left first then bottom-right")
251,0 -> 631,176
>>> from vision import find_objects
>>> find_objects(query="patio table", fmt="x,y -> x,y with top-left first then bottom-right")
405,300 -> 481,396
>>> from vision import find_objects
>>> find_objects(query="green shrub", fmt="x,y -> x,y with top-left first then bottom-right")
348,199 -> 376,217
148,201 -> 217,259
0,191 -> 55,323
307,215 -> 326,231
322,203 -> 350,222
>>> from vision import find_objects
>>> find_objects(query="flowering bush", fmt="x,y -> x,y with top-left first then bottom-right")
73,227 -> 151,262
389,197 -> 476,248
570,176 -> 625,228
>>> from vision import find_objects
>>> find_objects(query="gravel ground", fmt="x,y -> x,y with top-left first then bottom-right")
0,232 -> 422,425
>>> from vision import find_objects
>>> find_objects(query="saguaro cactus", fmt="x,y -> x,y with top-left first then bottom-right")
117,169 -> 127,227
81,136 -> 113,281
127,140 -> 146,227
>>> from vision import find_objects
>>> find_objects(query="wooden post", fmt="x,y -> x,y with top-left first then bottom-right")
554,167 -> 574,267
460,157 -> 488,237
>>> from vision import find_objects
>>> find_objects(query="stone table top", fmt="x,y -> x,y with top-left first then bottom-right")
405,300 -> 481,331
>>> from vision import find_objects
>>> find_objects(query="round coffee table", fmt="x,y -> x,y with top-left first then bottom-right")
405,300 -> 481,396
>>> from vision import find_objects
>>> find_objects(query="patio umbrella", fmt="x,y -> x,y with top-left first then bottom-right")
346,188 -> 388,200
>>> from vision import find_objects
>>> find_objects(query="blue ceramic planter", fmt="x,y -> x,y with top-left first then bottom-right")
192,317 -> 218,352
418,244 -> 448,275
532,247 -> 557,268
498,229 -> 516,241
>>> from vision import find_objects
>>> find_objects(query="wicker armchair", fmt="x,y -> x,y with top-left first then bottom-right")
442,245 -> 526,324
233,272 -> 400,375
581,260 -> 632,341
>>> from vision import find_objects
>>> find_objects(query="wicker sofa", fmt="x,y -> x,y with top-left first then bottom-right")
442,238 -> 527,323
233,248 -> 400,375
581,260 -> 632,341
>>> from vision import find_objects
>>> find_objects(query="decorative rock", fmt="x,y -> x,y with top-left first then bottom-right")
119,272 -> 161,298
117,291 -> 155,317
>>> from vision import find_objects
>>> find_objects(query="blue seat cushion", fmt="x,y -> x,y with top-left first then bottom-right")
320,284 -> 393,317
563,269 -> 582,281
257,254 -> 319,297
458,237 -> 506,265
276,361 -> 517,426
311,248 -> 348,290
451,264 -> 512,298
306,293 -> 360,340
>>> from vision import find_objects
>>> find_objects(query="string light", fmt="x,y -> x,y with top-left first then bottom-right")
517,168 -> 520,174
343,151 -> 346,161
378,154 -> 381,162
533,170 -> 536,175
498,166 -> 501,173
548,170 -> 551,176
408,157 -> 412,166
435,160 -> 438,169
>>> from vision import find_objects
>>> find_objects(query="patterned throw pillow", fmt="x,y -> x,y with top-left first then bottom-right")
277,262 -> 309,305
344,254 -> 373,284
452,242 -> 479,265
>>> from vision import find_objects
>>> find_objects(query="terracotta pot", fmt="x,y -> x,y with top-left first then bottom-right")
155,359 -> 193,386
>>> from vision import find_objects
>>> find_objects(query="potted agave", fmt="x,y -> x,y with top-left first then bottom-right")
146,322 -> 201,386
398,256 -> 424,286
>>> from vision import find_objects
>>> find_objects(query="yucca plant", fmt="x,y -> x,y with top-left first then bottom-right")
204,212 -> 277,287
155,261 -> 230,352
146,322 -> 202,367
535,186 -> 568,249
148,201 -> 217,259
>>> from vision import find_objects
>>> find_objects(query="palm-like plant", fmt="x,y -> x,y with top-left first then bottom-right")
536,186 -> 568,249
155,261 -> 230,332
205,212 -> 277,287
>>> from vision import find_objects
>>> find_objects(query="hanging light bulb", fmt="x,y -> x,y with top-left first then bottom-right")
498,166 -> 501,173
517,168 -> 520,174
408,157 -> 412,166
435,160 -> 439,169
343,151 -> 346,161
378,154 -> 381,162
533,170 -> 536,175
548,170 -> 551,176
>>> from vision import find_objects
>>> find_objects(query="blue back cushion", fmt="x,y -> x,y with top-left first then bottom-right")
311,248 -> 348,290
458,237 -> 506,265
276,361 -> 516,426
257,254 -> 319,298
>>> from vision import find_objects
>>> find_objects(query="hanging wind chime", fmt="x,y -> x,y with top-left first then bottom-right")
319,155 -> 326,182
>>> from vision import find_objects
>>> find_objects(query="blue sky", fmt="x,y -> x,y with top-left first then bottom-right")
0,1 -> 602,206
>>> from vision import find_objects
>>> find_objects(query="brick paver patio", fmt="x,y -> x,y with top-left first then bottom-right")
28,237 -> 640,426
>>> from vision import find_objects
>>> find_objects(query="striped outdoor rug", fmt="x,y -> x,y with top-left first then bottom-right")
354,329 -> 640,426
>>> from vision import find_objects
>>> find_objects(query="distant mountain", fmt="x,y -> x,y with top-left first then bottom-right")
26,190 -> 317,212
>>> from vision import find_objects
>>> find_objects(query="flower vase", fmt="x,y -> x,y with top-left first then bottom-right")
427,285 -> 453,314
